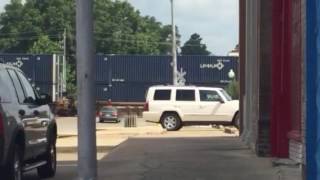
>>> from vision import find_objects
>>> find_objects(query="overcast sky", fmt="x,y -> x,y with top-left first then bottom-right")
0,0 -> 239,55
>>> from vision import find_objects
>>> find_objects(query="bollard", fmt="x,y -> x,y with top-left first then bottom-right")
125,115 -> 137,128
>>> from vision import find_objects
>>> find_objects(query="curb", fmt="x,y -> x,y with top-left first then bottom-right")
57,145 -> 116,154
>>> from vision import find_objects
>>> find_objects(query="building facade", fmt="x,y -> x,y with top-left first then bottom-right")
240,0 -> 306,176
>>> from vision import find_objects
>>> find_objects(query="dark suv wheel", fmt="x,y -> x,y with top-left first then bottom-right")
160,113 -> 182,131
37,141 -> 56,178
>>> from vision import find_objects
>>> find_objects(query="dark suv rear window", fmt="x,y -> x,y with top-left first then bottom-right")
176,90 -> 195,101
154,90 -> 171,100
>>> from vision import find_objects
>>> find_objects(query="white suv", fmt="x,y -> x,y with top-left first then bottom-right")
143,86 -> 239,131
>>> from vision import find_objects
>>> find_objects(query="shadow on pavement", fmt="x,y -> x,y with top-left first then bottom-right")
23,137 -> 278,180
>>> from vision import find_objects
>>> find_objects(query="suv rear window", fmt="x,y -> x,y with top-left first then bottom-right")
154,90 -> 171,100
176,90 -> 195,101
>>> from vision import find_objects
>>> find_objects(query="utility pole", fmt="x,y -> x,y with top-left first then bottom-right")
62,28 -> 67,95
76,0 -> 97,179
171,0 -> 178,85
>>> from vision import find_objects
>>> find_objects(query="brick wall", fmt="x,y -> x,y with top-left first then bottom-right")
241,0 -> 272,157
289,139 -> 304,163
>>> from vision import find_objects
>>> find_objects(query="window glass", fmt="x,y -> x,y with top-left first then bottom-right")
101,107 -> 117,112
154,90 -> 171,100
7,69 -> 25,103
176,90 -> 195,101
16,71 -> 36,104
220,89 -> 232,101
0,70 -> 14,102
200,90 -> 221,102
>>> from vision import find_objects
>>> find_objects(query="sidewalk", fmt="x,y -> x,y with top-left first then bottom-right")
97,136 -> 278,180
25,126 -> 298,180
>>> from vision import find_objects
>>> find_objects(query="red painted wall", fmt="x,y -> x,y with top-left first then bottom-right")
271,0 -> 292,157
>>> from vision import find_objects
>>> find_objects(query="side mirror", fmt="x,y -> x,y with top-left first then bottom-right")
38,94 -> 52,105
219,99 -> 225,104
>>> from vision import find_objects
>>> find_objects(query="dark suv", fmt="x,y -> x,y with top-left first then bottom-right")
0,63 -> 57,180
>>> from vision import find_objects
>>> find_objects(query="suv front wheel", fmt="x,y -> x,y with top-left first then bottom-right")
37,141 -> 56,178
161,113 -> 182,131
2,144 -> 22,180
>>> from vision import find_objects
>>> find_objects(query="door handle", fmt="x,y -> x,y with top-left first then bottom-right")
19,110 -> 26,116
33,110 -> 40,116
41,121 -> 49,127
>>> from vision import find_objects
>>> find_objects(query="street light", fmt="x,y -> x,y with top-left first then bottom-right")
171,0 -> 178,85
228,69 -> 235,79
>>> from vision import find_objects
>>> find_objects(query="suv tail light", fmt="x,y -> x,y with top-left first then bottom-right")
0,113 -> 3,135
112,112 -> 118,116
144,102 -> 149,111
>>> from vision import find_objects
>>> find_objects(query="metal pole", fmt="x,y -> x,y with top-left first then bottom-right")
171,0 -> 178,85
63,28 -> 67,94
76,0 -> 97,179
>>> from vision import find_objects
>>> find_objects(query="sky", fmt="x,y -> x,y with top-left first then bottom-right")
0,0 -> 239,55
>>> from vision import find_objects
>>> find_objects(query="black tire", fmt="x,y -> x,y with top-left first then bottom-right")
160,113 -> 182,131
2,144 -> 23,180
232,112 -> 240,129
37,141 -> 56,178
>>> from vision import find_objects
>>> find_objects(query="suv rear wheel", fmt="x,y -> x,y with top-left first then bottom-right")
161,113 -> 182,131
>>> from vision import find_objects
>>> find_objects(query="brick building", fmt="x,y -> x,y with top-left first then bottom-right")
239,0 -> 306,171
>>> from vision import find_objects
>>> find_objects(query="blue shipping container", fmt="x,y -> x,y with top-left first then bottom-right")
0,54 -> 54,83
96,55 -> 172,83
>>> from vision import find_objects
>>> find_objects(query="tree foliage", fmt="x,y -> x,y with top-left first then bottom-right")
225,80 -> 239,99
181,33 -> 211,55
28,35 -> 61,54
0,0 -> 181,96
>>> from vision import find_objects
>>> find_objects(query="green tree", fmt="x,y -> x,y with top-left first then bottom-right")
225,80 -> 239,99
0,0 -> 179,96
181,33 -> 211,55
28,35 -> 61,54
159,25 -> 181,55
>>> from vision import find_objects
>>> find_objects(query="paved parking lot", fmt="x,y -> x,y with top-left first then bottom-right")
22,117 -> 244,180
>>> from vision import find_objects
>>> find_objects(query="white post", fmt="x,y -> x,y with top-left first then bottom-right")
171,0 -> 178,85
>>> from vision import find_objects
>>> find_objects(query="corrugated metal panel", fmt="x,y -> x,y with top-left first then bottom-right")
178,56 -> 238,84
96,55 -> 238,85
0,54 -> 36,80
0,54 -> 54,83
96,55 -> 172,83
34,55 -> 53,83
96,82 -> 157,102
